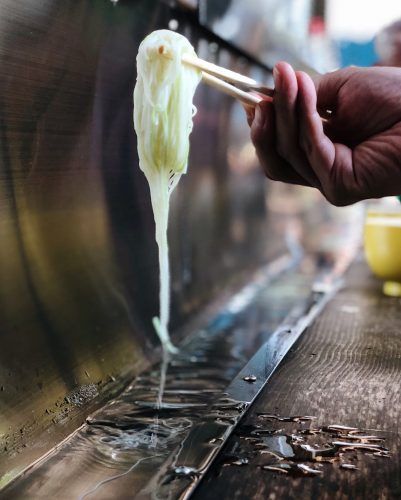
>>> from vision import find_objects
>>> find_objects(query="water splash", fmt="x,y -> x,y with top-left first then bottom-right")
78,455 -> 162,500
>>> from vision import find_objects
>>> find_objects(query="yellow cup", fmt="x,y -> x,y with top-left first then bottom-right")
364,211 -> 401,296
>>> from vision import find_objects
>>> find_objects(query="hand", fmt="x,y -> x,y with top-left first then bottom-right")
247,62 -> 401,206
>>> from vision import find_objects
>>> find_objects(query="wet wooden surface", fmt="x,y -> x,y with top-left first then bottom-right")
194,258 -> 401,500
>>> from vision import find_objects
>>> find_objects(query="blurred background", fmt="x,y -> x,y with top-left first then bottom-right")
327,0 -> 401,67
201,0 -> 401,70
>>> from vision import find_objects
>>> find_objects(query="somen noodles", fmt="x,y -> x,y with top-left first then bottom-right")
133,30 -> 201,352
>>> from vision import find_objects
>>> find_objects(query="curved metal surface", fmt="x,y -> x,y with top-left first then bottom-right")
0,0 -> 282,485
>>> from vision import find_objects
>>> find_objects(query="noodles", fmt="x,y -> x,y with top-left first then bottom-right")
133,30 -> 201,353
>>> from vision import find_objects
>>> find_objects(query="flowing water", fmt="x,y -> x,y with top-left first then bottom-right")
3,264 -> 318,499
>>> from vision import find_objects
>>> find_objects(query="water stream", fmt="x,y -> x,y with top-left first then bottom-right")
4,265 -> 316,499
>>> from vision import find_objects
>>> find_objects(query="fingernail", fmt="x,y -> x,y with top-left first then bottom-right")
273,66 -> 280,92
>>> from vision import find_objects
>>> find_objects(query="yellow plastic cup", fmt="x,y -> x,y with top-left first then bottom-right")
364,211 -> 401,296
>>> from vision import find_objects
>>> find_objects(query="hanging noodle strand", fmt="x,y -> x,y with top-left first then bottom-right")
133,30 -> 201,353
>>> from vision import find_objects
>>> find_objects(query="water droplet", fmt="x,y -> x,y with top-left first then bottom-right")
229,457 -> 249,466
174,466 -> 198,477
263,463 -> 322,477
340,463 -> 358,470
332,441 -> 385,452
243,375 -> 257,383
209,438 -> 223,445
372,450 -> 391,458
258,414 -> 315,422
325,424 -> 358,433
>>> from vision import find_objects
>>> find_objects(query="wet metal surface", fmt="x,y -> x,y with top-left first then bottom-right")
2,258 -> 325,499
137,280 -> 339,499
0,0 -> 280,482
0,0 -> 363,492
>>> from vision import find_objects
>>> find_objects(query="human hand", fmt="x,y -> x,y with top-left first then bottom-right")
247,62 -> 401,206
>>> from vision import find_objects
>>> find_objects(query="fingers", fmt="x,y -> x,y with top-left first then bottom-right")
272,62 -> 321,187
247,63 -> 364,206
299,71 -> 335,118
296,71 -> 335,189
250,100 -> 312,186
243,96 -> 272,127
247,62 -> 350,198
297,70 -> 360,205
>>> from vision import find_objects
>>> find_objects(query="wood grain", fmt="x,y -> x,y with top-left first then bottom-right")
194,258 -> 401,500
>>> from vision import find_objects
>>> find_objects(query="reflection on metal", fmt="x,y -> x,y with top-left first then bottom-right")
0,0 -> 359,493
0,0 -> 275,486
136,277 -> 341,499
1,255 -> 318,498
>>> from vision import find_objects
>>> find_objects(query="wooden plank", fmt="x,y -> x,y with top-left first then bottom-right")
194,259 -> 401,500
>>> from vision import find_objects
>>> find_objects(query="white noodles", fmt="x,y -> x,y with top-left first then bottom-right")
133,30 -> 201,353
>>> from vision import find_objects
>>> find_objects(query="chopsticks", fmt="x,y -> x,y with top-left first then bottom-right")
201,72 -> 262,106
181,53 -> 273,107
157,44 -> 273,106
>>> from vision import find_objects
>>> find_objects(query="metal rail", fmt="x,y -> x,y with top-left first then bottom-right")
136,278 -> 342,499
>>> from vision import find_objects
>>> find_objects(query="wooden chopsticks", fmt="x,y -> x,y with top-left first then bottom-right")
201,72 -> 262,106
181,53 -> 273,107
157,44 -> 273,106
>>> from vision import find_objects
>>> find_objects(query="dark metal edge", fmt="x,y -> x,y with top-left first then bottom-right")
135,278 -> 342,499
